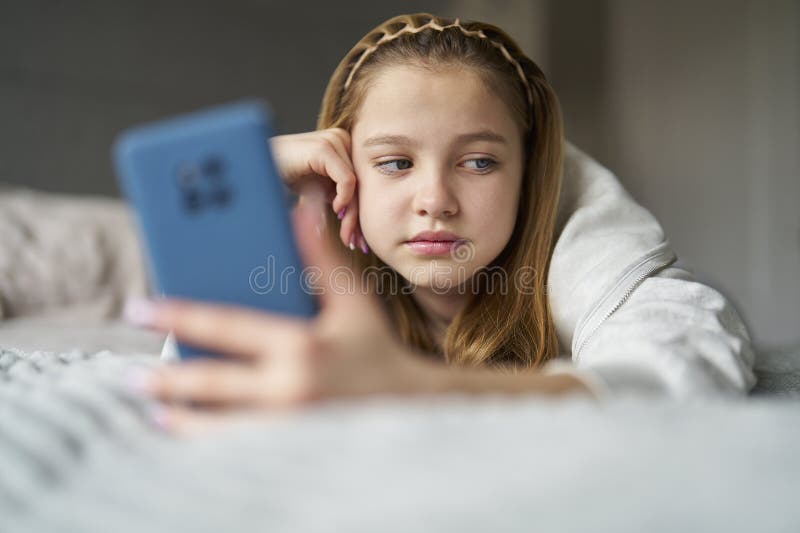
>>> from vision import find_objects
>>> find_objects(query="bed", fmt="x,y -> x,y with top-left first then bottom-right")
2,184 -> 799,532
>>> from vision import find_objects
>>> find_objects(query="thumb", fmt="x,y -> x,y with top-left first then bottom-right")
291,186 -> 363,307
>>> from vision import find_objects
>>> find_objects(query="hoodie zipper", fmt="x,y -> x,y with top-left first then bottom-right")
571,241 -> 677,362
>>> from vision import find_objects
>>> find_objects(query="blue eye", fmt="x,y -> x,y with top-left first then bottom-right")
463,158 -> 497,172
374,157 -> 497,175
375,159 -> 412,174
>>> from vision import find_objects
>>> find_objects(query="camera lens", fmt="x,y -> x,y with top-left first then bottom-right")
203,156 -> 224,180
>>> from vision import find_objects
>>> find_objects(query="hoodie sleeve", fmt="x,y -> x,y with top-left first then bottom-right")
544,265 -> 758,399
545,142 -> 757,399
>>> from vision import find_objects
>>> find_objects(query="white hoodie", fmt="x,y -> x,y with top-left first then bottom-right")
163,141 -> 758,399
542,142 -> 757,398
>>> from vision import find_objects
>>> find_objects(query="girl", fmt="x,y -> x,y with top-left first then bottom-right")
125,13 -> 756,423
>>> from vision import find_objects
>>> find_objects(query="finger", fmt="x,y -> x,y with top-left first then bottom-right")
332,174 -> 357,216
327,127 -> 352,154
152,404 -> 233,436
148,360 -> 263,405
356,225 -> 369,255
320,130 -> 357,214
317,136 -> 357,215
292,192 -> 364,305
305,144 -> 356,215
320,130 -> 353,174
339,193 -> 361,250
345,188 -> 369,254
151,355 -> 321,409
131,298 -> 304,359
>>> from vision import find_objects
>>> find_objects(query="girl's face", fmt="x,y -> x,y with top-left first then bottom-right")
351,65 -> 524,291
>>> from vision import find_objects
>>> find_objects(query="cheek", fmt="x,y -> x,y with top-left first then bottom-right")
467,179 -> 521,242
355,175 -> 399,243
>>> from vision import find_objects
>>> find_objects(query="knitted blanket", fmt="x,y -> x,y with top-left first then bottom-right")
2,347 -> 799,533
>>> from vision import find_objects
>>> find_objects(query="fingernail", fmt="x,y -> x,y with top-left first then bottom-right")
349,234 -> 355,251
359,235 -> 369,254
125,367 -> 155,395
337,207 -> 347,220
123,298 -> 157,326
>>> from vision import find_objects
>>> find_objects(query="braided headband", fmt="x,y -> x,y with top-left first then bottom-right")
343,17 -> 534,107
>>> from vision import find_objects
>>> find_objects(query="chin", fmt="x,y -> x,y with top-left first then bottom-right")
397,260 -> 477,294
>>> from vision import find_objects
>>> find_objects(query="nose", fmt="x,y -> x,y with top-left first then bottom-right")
412,169 -> 459,219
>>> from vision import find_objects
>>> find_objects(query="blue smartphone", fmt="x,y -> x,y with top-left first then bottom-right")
113,99 -> 318,359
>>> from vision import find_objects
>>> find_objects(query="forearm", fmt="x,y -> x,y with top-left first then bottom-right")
412,357 -> 598,399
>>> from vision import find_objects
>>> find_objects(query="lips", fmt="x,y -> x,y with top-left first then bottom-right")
406,230 -> 463,243
404,230 -> 468,256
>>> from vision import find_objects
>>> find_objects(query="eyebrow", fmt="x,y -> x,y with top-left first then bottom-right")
362,129 -> 508,148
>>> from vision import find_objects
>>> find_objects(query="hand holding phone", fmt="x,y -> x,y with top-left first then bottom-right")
113,100 -> 317,359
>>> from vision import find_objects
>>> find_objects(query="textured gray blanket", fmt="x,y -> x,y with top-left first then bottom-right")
2,346 -> 800,533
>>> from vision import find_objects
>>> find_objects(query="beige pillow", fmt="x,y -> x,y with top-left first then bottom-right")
0,184 -> 150,321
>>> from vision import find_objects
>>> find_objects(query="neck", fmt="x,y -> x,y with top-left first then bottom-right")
410,286 -> 468,348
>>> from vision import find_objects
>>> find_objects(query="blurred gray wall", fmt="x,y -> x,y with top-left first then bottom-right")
1,0 -> 798,348
0,0 -> 450,196
548,0 -> 800,349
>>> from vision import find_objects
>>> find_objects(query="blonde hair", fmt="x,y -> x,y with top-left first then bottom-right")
317,13 -> 564,372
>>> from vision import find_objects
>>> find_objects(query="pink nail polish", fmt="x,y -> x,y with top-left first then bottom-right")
125,367 -> 154,394
337,207 -> 347,220
359,236 -> 369,254
123,298 -> 157,326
